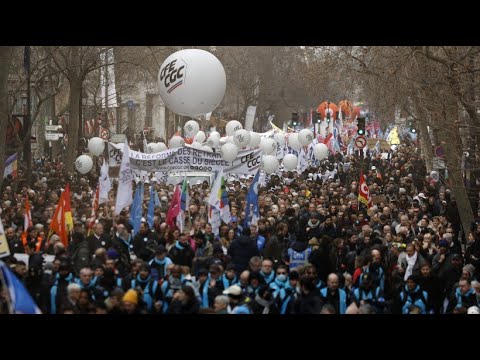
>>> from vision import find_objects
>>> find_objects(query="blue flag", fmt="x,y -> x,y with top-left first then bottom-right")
244,170 -> 260,229
0,261 -> 41,314
147,184 -> 155,229
130,181 -> 144,235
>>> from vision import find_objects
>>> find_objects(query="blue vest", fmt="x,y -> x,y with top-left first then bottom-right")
400,285 -> 428,314
288,248 -> 311,271
131,277 -> 158,312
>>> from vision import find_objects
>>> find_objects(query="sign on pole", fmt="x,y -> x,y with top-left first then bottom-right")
355,135 -> 367,149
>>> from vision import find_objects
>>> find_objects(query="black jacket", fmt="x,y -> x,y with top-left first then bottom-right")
228,235 -> 259,273
86,234 -> 112,257
294,289 -> 323,314
168,242 -> 195,267
132,231 -> 158,261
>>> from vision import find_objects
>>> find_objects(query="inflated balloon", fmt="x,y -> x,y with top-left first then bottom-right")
233,129 -> 251,148
202,145 -> 213,152
288,133 -> 302,151
209,131 -> 221,139
88,137 -> 105,156
219,137 -> 227,145
184,120 -> 200,137
154,142 -> 168,152
158,49 -> 226,117
75,155 -> 93,175
146,143 -> 156,153
221,143 -> 238,162
298,129 -> 314,146
195,131 -> 206,143
169,136 -> 185,148
191,141 -> 203,149
249,132 -> 261,148
226,120 -> 243,136
226,136 -> 236,145
274,132 -> 286,147
314,143 -> 329,160
283,154 -> 298,171
262,155 -> 279,174
260,138 -> 277,155
206,136 -> 219,148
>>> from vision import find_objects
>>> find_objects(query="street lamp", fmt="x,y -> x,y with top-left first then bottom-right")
81,90 -> 88,140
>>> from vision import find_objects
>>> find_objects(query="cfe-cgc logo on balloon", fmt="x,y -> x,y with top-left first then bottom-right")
160,59 -> 187,94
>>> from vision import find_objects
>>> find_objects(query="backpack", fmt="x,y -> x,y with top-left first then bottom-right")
72,241 -> 91,275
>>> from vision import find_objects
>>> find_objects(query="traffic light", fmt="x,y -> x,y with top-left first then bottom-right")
291,112 -> 299,127
314,111 -> 321,123
326,111 -> 331,124
409,120 -> 416,133
357,117 -> 365,135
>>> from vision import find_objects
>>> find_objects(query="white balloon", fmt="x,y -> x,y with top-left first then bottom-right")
314,143 -> 329,160
191,141 -> 203,149
262,155 -> 278,174
169,136 -> 185,148
202,145 -> 213,152
88,137 -> 105,156
221,143 -> 239,162
209,131 -> 221,139
158,49 -> 226,117
206,136 -> 219,148
155,142 -> 168,152
226,120 -> 243,136
249,132 -> 261,148
226,136 -> 236,145
195,131 -> 206,143
274,132 -> 286,147
283,154 -> 298,171
233,129 -> 251,148
298,129 -> 314,146
75,155 -> 93,175
260,138 -> 277,155
184,120 -> 200,137
146,143 -> 156,153
219,137 -> 227,145
288,133 -> 302,151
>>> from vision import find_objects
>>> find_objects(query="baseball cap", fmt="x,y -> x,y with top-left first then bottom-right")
418,193 -> 426,199
467,306 -> 480,314
223,285 -> 242,297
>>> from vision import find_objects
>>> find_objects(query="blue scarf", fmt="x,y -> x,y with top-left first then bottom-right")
260,271 -> 275,284
153,258 -> 166,265
175,241 -> 185,250
135,274 -> 151,286
200,276 -> 210,308
222,274 -> 238,290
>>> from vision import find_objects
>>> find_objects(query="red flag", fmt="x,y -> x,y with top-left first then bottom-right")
21,196 -> 33,247
358,170 -> 372,208
166,185 -> 181,230
50,184 -> 74,247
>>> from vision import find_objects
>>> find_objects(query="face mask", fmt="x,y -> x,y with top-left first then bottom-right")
277,274 -> 287,282
81,217 -> 87,222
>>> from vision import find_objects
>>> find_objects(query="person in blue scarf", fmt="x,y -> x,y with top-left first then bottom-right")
148,245 -> 173,281
270,265 -> 290,299
168,233 -> 195,268
259,259 -> 276,285
130,263 -> 163,313
221,264 -> 238,291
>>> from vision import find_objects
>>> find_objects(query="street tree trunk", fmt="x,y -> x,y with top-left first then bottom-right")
65,78 -> 82,174
0,46 -> 13,190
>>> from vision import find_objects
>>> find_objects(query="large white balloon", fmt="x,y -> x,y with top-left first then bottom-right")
226,120 -> 243,136
88,137 -> 105,156
249,132 -> 261,148
233,129 -> 251,148
288,133 -> 302,151
154,142 -> 168,152
219,137 -> 228,145
260,138 -> 277,155
158,49 -> 226,117
314,143 -> 329,160
146,143 -> 156,153
194,131 -> 206,143
169,136 -> 185,148
262,155 -> 279,174
202,145 -> 213,152
298,129 -> 314,146
209,131 -> 221,139
190,141 -> 203,149
75,155 -> 93,175
226,136 -> 236,145
206,136 -> 219,148
184,120 -> 200,137
283,154 -> 298,171
274,132 -> 286,147
220,143 -> 238,162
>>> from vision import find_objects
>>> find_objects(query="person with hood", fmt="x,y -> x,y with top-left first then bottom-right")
250,286 -> 279,314
228,232 -> 259,273
395,275 -> 429,314
285,237 -> 311,272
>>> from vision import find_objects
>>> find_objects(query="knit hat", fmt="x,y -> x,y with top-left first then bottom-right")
463,264 -> 476,277
123,289 -> 138,305
107,249 -> 119,260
